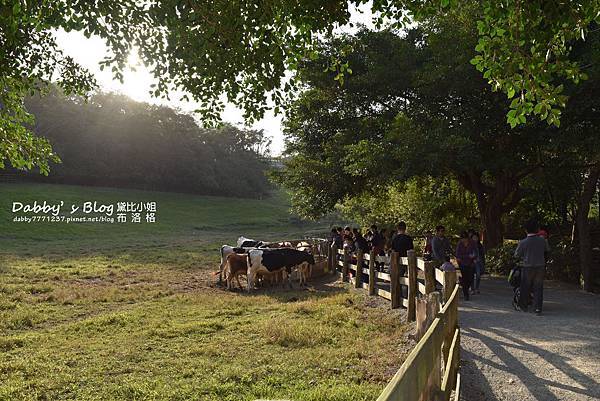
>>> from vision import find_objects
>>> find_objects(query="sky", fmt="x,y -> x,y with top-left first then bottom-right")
54,4 -> 376,156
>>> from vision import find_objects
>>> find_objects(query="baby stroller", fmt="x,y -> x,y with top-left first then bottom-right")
508,264 -> 522,310
508,263 -> 532,310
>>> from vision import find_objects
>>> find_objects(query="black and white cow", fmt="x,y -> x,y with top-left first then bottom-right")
237,236 -> 263,248
246,248 -> 315,291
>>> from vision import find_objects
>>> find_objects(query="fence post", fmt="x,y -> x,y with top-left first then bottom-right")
425,260 -> 436,294
342,247 -> 349,282
331,244 -> 339,275
390,251 -> 401,309
312,242 -> 319,258
407,250 -> 417,322
416,291 -> 441,340
443,271 -> 457,303
368,250 -> 376,296
355,250 -> 363,288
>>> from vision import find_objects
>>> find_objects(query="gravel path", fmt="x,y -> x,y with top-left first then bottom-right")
459,276 -> 600,401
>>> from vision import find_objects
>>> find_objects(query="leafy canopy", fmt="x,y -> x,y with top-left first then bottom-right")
1,0 -> 599,173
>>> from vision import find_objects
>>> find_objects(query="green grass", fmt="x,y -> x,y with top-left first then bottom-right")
0,183 -> 408,401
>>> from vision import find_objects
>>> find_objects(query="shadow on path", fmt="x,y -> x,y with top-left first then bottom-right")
459,277 -> 600,401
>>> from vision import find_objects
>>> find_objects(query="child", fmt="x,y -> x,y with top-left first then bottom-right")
441,256 -> 455,272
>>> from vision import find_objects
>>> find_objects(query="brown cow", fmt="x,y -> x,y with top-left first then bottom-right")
297,261 -> 312,286
222,253 -> 248,290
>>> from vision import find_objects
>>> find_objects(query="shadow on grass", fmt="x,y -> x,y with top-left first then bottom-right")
213,273 -> 348,303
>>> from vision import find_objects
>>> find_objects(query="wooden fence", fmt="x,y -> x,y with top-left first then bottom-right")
328,244 -> 461,401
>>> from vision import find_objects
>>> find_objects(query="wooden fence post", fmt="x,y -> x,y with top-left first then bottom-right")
407,250 -> 417,322
415,291 -> 441,340
328,243 -> 334,273
443,271 -> 457,303
342,247 -> 349,282
355,250 -> 363,288
368,250 -> 376,296
424,260 -> 436,294
390,251 -> 401,309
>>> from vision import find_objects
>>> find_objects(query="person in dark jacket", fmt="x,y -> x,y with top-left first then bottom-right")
369,224 -> 385,270
391,221 -> 414,257
353,228 -> 370,254
515,220 -> 550,314
431,225 -> 452,262
331,228 -> 343,248
456,231 -> 476,300
472,232 -> 485,294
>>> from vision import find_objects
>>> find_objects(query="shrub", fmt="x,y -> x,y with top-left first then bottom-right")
485,242 -> 518,276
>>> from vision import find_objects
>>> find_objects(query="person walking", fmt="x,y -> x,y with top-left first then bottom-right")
472,232 -> 485,294
456,231 -> 476,300
431,225 -> 452,262
514,220 -> 550,315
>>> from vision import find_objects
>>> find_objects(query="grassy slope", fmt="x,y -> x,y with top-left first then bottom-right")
0,184 -> 409,401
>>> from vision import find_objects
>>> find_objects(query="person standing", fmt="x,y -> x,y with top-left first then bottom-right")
440,256 -> 456,272
514,220 -> 550,315
456,231 -> 476,300
353,228 -> 370,282
472,232 -> 485,294
353,228 -> 370,254
423,230 -> 434,260
431,225 -> 452,262
370,225 -> 385,271
391,222 -> 414,257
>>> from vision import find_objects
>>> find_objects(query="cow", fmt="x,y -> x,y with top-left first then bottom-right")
246,248 -> 315,291
222,253 -> 248,290
219,245 -> 246,283
237,236 -> 263,248
256,269 -> 284,287
297,261 -> 312,286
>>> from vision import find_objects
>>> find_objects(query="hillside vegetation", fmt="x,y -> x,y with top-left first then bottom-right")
22,90 -> 272,198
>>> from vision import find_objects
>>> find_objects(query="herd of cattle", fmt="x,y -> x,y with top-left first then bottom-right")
218,236 -> 317,291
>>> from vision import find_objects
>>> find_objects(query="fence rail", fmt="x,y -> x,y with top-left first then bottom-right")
326,243 -> 461,401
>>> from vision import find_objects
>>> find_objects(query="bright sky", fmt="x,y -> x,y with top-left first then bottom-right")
54,4 -> 375,155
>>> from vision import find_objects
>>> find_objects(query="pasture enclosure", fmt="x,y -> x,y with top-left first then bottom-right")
1,183 -> 414,401
327,244 -> 461,401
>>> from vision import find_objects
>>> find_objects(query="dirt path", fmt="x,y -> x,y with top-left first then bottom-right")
459,276 -> 600,401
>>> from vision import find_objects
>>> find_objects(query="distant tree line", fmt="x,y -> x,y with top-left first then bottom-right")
18,89 -> 272,198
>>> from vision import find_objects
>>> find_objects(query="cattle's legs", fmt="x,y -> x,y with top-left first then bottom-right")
236,274 -> 243,290
247,269 -> 254,292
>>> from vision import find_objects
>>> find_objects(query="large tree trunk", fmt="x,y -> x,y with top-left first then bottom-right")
480,202 -> 504,249
458,172 -> 522,250
576,165 -> 600,292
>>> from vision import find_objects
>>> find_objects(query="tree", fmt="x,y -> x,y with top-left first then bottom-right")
2,1 -> 599,173
275,8 -> 600,249
22,89 -> 272,197
275,21 -> 543,248
337,177 -> 478,234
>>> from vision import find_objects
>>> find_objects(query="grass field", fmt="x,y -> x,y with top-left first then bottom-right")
0,183 -> 410,401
